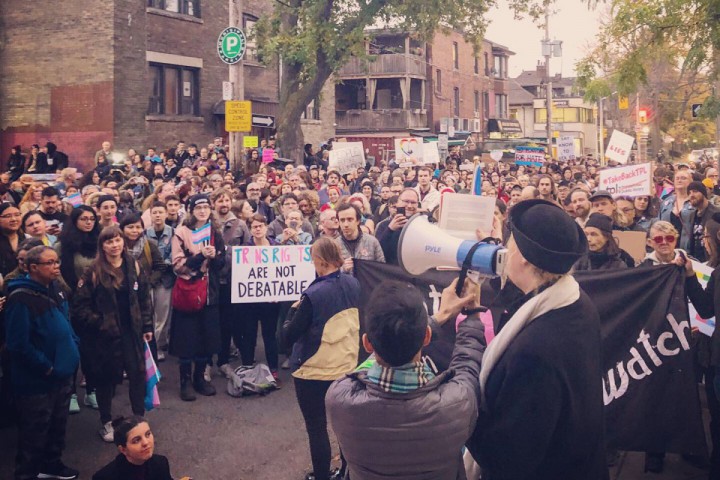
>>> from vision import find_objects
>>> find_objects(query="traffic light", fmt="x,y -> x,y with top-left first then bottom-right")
638,108 -> 649,124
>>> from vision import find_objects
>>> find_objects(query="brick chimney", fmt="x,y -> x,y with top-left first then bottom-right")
536,60 -> 547,79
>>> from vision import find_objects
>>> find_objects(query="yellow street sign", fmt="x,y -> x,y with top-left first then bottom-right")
553,131 -> 560,138
618,96 -> 629,110
226,100 -> 252,132
243,136 -> 258,148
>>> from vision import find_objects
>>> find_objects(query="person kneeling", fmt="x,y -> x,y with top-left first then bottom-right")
326,278 -> 485,479
92,416 -> 174,480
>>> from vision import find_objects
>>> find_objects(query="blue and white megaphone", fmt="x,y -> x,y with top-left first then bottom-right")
397,214 -> 507,278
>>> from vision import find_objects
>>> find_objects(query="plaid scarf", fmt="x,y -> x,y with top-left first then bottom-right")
367,360 -> 436,393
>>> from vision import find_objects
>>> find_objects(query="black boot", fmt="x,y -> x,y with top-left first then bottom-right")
180,364 -> 196,402
193,362 -> 216,396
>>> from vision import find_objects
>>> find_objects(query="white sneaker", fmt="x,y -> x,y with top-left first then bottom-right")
99,421 -> 114,443
219,364 -> 234,379
84,392 -> 98,410
203,365 -> 212,382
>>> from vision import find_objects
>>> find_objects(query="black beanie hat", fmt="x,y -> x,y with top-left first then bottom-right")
188,194 -> 210,212
96,195 -> 117,209
508,199 -> 588,274
688,181 -> 708,198
585,213 -> 613,234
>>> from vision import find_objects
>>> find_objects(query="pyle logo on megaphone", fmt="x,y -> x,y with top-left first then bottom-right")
398,214 -> 507,277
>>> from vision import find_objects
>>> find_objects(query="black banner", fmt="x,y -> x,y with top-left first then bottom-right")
354,260 -> 706,455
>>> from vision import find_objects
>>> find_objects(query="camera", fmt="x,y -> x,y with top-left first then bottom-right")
289,221 -> 299,229
396,206 -> 406,217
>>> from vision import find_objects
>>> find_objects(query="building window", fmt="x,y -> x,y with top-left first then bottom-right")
148,63 -> 199,115
148,0 -> 200,17
484,53 -> 489,76
474,90 -> 480,114
495,94 -> 507,118
534,107 -> 588,124
453,42 -> 459,70
244,15 -> 259,62
302,98 -> 321,120
453,87 -> 460,117
474,56 -> 479,75
436,69 -> 442,93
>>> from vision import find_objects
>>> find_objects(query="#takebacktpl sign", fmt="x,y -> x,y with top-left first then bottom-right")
231,246 -> 316,303
329,142 -> 366,174
605,130 -> 635,164
598,162 -> 653,197
225,100 -> 252,132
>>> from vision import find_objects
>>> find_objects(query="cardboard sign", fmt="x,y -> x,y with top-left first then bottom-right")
243,136 -> 259,148
557,136 -> 576,162
395,138 -> 424,166
611,230 -> 647,265
231,246 -> 315,303
329,142 -> 365,174
514,146 -> 545,167
262,148 -> 275,164
605,130 -> 635,164
423,142 -> 440,165
598,163 -> 653,197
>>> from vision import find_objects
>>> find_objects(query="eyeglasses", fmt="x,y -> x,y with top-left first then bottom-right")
652,235 -> 676,244
32,260 -> 61,266
0,212 -> 21,219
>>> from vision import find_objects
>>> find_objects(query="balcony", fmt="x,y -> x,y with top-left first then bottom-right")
336,109 -> 428,132
338,54 -> 427,78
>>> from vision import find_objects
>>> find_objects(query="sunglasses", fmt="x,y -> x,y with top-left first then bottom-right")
652,235 -> 676,244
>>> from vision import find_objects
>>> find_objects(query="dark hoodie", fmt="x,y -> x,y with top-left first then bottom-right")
4,275 -> 79,395
44,142 -> 69,172
7,145 -> 25,180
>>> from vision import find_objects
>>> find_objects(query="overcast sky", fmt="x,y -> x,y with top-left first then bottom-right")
485,1 -> 605,79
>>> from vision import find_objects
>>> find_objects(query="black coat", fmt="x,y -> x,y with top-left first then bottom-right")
93,454 -> 172,480
467,290 -> 607,480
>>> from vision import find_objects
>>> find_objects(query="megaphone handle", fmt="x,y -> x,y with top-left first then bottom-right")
457,241 -> 485,296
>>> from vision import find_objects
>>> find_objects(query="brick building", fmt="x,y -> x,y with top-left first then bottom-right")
334,28 -> 516,161
0,0 -> 333,171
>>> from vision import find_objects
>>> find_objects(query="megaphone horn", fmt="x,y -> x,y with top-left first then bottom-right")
397,214 -> 506,277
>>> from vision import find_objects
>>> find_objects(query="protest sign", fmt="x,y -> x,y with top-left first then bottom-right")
231,245 -> 315,303
557,136 -> 576,162
262,148 -> 275,164
329,142 -> 365,174
423,142 -> 440,165
689,261 -> 716,337
605,130 -> 635,164
355,260 -> 706,455
395,138 -> 424,166
243,136 -> 259,148
514,146 -> 545,167
598,162 -> 653,197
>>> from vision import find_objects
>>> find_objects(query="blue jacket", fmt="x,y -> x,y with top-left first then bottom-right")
5,276 -> 79,394
282,271 -> 360,381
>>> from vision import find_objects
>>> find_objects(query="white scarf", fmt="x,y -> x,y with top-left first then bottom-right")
478,274 -> 580,407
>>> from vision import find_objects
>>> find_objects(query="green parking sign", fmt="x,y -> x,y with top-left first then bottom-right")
218,27 -> 246,65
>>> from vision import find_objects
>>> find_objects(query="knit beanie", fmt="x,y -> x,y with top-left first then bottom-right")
585,213 -> 613,234
688,181 -> 708,198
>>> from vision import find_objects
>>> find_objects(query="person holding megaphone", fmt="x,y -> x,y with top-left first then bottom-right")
464,198 -> 607,480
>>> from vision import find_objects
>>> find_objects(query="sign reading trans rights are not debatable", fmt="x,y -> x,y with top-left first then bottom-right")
231,246 -> 315,303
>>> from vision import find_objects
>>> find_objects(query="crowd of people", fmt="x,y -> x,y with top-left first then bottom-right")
2,136 -> 720,480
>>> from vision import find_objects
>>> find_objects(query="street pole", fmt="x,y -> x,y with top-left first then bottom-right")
544,8 -> 552,159
229,0 -> 245,172
635,92 -> 642,163
599,97 -> 604,165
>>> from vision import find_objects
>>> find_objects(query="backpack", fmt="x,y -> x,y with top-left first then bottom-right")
226,363 -> 278,397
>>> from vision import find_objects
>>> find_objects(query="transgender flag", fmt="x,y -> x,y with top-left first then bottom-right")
191,223 -> 211,245
66,193 -> 82,208
144,341 -> 161,411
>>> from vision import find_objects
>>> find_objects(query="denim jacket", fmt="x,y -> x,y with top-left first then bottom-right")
146,225 -> 175,288
658,194 -> 695,250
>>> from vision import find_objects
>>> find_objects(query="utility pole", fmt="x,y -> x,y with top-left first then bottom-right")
544,8 -> 552,159
599,97 -> 604,165
229,0 -> 245,172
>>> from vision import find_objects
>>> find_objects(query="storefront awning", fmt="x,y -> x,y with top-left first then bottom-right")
488,118 -> 523,135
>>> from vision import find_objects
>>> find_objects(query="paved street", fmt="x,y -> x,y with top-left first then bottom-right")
0,355 -> 712,479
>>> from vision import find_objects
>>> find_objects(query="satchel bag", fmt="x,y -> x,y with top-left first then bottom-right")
171,274 -> 207,313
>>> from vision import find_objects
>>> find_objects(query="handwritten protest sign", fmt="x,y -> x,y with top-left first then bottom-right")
557,136 -> 576,162
231,245 -> 315,303
598,162 -> 653,197
514,146 -> 545,167
329,142 -> 365,174
395,138 -> 424,166
243,136 -> 259,148
262,148 -> 275,164
605,130 -> 635,164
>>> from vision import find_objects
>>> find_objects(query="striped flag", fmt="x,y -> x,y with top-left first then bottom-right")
66,192 -> 82,207
144,341 -> 161,411
471,163 -> 483,196
191,223 -> 211,245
